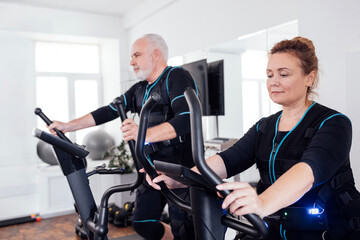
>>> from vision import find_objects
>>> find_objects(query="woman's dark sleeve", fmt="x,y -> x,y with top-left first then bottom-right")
300,115 -> 352,186
166,68 -> 198,136
218,122 -> 259,178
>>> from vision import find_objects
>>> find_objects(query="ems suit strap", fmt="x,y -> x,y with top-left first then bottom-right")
315,169 -> 354,209
144,136 -> 185,155
160,67 -> 173,120
142,67 -> 185,156
349,217 -> 360,231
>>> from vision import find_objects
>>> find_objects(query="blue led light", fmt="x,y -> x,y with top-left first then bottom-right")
307,208 -> 320,215
264,221 -> 269,229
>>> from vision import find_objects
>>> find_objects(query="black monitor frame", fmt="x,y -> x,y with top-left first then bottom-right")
207,60 -> 225,116
181,59 -> 211,116
181,59 -> 225,116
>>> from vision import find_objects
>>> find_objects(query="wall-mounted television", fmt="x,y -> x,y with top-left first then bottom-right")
207,60 -> 225,116
181,59 -> 224,116
181,59 -> 210,115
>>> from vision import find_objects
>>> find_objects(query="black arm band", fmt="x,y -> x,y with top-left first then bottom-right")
90,105 -> 119,125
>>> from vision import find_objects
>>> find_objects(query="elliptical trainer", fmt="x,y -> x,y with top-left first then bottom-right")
134,88 -> 269,239
33,97 -> 142,240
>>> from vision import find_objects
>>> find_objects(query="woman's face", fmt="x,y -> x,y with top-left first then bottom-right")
266,53 -> 314,107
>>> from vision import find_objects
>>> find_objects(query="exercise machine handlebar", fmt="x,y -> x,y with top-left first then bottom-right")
135,93 -> 191,212
184,88 -> 269,239
97,97 -> 145,209
34,107 -> 72,143
112,97 -> 143,172
33,128 -> 89,158
33,107 -> 144,240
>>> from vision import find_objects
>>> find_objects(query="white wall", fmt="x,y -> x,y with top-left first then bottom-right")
296,0 -> 360,110
125,0 -> 298,58
346,51 -> 360,187
0,32 -> 40,220
0,3 -> 123,220
123,0 -> 360,187
0,3 -> 122,38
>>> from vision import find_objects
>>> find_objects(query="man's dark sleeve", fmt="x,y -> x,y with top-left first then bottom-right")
90,81 -> 142,125
166,68 -> 198,136
218,123 -> 258,178
90,106 -> 118,126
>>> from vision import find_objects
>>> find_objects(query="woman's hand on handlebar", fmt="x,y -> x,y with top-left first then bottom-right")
216,182 -> 266,218
140,168 -> 161,190
140,168 -> 186,190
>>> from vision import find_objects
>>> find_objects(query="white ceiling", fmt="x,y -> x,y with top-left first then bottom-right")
0,0 -> 147,17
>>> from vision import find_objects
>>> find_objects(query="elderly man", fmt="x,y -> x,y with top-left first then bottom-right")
48,34 -> 198,240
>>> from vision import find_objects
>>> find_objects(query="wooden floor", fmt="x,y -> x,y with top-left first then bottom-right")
0,213 -> 138,240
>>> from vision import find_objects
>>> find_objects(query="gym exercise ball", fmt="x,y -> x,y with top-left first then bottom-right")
36,140 -> 58,165
83,129 -> 115,160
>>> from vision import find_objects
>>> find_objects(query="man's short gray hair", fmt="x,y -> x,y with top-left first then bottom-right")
142,34 -> 169,61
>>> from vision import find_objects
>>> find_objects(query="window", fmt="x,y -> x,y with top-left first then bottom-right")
35,42 -> 100,73
35,41 -> 102,144
241,50 -> 268,132
240,20 -> 298,132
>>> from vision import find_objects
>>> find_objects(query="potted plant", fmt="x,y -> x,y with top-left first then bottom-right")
103,140 -> 136,206
103,140 -> 134,173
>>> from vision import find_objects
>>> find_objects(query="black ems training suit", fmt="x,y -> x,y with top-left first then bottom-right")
219,102 -> 360,240
91,66 -> 198,240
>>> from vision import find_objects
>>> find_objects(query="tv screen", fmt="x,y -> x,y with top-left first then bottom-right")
181,59 -> 210,116
207,60 -> 225,115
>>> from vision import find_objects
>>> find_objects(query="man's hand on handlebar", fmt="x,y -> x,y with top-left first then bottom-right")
47,121 -> 72,136
121,119 -> 139,142
140,168 -> 186,190
216,182 -> 266,218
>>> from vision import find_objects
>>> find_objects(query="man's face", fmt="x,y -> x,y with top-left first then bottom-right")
130,38 -> 155,80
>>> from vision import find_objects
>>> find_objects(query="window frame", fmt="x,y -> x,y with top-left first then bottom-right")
35,41 -> 104,143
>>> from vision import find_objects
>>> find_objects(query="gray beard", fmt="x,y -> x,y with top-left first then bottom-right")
135,68 -> 152,80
